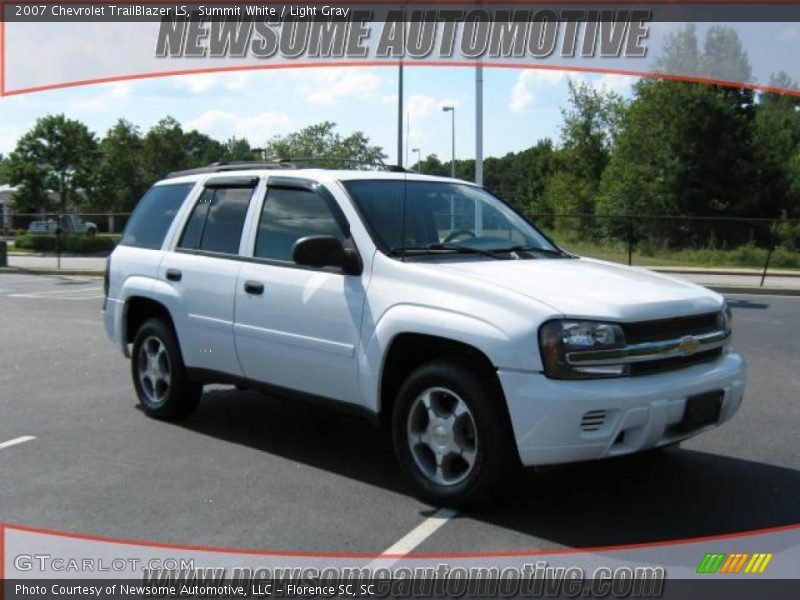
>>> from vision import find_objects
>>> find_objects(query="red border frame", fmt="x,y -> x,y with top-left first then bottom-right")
3,62 -> 800,99
0,0 -> 799,566
2,521 -> 799,560
2,1 -> 800,97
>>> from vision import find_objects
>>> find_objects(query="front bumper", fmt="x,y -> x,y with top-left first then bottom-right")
499,352 -> 745,466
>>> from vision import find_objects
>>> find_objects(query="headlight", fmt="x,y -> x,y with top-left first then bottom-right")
539,320 -> 628,379
717,301 -> 732,333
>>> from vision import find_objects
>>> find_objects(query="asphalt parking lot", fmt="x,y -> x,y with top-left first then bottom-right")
1,272 -> 798,555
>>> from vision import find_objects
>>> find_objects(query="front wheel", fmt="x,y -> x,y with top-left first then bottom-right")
131,319 -> 201,419
392,360 -> 517,508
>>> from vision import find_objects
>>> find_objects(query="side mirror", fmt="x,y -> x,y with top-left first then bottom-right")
292,235 -> 362,275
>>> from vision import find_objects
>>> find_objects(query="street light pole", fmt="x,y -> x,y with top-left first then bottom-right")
475,64 -> 484,236
442,106 -> 456,178
412,148 -> 421,172
397,63 -> 404,167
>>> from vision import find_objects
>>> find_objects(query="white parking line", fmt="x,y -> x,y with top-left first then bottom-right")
8,287 -> 103,300
365,508 -> 457,568
0,435 -> 36,450
8,286 -> 102,297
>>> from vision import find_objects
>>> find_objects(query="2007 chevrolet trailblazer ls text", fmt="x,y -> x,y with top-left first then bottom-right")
103,162 -> 745,506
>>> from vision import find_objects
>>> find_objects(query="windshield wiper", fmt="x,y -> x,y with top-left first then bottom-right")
488,245 -> 572,258
389,243 -> 508,259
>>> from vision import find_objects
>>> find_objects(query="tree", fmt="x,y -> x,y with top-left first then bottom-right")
264,121 -> 386,168
751,73 -> 800,220
598,78 -> 762,247
221,137 -> 259,162
414,154 -> 448,176
653,23 -> 752,85
597,25 -> 769,249
5,114 -> 98,213
139,116 -> 229,182
93,119 -> 148,216
141,117 -> 190,183
183,129 -> 225,166
541,79 -> 626,236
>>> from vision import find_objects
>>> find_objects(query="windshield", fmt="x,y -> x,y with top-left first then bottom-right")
343,180 -> 558,256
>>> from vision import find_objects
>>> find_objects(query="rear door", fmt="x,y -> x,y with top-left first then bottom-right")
160,176 -> 258,376
233,177 -> 366,403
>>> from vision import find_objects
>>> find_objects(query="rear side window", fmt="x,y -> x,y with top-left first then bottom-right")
178,186 -> 253,255
120,183 -> 193,249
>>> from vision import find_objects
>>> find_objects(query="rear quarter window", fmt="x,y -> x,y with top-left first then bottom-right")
120,183 -> 194,249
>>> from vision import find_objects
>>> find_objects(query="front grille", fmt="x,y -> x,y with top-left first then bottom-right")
630,348 -> 723,376
623,312 -> 719,344
623,312 -> 723,376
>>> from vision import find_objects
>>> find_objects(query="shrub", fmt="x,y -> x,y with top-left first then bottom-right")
14,234 -> 116,254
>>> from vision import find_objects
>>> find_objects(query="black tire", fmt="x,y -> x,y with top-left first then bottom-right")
391,360 -> 518,508
131,318 -> 201,419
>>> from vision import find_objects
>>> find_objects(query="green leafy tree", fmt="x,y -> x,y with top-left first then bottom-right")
751,73 -> 800,221
414,154 -> 448,176
599,78 -> 761,247
221,137 -> 259,162
264,121 -> 386,168
140,116 -> 228,182
542,79 -> 626,236
598,25 -> 768,249
183,129 -> 225,166
141,117 -> 188,183
5,114 -> 98,213
93,119 -> 148,214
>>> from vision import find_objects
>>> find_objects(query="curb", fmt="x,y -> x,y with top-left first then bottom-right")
0,267 -> 102,278
706,285 -> 800,297
651,267 -> 799,278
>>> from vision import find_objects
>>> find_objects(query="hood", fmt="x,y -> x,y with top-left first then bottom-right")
431,257 -> 722,322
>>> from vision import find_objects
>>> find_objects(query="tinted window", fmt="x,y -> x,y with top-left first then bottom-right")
120,183 -> 193,249
344,180 -> 556,254
178,187 -> 253,255
255,187 -> 345,262
178,188 -> 213,250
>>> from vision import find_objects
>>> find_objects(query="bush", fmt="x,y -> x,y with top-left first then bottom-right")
14,234 -> 117,254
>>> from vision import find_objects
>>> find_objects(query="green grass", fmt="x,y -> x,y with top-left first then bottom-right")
553,239 -> 800,270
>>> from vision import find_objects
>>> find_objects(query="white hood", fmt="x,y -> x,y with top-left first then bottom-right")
432,257 -> 722,322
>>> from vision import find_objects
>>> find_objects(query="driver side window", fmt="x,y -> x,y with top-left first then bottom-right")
254,186 -> 346,263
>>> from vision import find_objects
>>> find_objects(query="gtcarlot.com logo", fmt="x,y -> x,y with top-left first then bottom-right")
696,552 -> 773,574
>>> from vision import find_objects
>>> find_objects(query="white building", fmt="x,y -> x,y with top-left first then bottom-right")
0,184 -> 16,231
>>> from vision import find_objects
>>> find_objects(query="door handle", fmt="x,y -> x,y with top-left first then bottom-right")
244,280 -> 264,295
165,268 -> 182,282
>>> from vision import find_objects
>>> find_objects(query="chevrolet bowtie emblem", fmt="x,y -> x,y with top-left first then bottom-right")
678,335 -> 701,356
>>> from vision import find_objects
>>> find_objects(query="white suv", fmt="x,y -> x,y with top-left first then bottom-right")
104,163 -> 746,506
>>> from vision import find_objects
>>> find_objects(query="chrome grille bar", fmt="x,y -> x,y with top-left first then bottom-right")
566,330 -> 730,367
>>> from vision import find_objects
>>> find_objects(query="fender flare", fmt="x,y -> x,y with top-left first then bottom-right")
358,304 -> 513,414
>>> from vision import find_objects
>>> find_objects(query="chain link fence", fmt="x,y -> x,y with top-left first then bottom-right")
1,210 -> 798,285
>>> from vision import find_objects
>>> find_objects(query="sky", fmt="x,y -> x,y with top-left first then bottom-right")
0,66 -> 638,166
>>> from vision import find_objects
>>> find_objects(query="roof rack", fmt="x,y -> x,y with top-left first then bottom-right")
165,158 -> 411,179
165,161 -> 292,179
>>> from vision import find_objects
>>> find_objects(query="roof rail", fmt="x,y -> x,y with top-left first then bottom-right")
164,158 -> 412,179
165,161 -> 293,179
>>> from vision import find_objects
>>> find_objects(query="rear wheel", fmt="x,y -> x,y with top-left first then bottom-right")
392,360 -> 517,508
131,319 -> 201,419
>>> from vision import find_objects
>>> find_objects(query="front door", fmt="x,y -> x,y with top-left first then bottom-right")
234,179 -> 366,404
